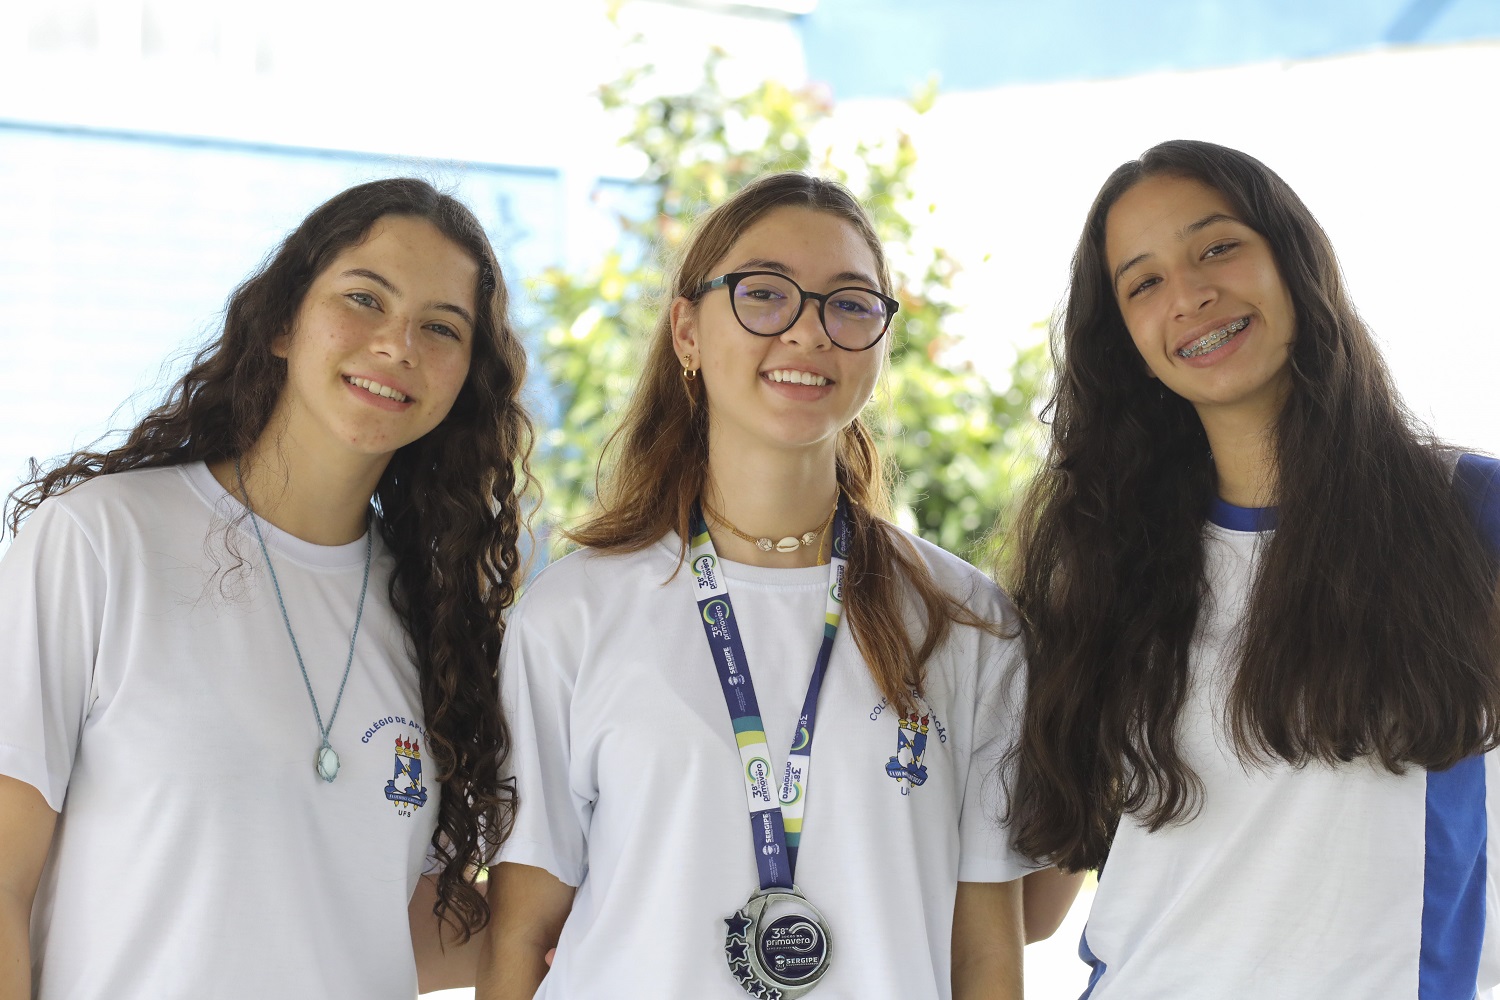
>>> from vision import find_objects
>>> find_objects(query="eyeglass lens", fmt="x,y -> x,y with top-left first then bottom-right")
731,273 -> 889,349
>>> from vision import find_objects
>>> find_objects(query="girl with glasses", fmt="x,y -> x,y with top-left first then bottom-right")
479,172 -> 1071,999
0,178 -> 533,998
1005,139 -> 1500,999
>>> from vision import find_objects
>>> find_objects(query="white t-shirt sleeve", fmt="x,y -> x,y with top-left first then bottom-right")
956,628 -> 1034,883
0,499 -> 105,812
497,587 -> 590,886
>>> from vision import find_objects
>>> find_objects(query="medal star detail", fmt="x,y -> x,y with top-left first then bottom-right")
726,939 -> 749,965
725,910 -> 753,938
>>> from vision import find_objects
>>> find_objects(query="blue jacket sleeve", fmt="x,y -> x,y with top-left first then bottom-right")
1455,453 -> 1500,558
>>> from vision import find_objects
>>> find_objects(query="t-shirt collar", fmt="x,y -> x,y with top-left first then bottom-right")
1207,496 -> 1278,532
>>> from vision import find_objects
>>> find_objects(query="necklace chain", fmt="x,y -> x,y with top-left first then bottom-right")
707,500 -> 837,554
235,459 -> 371,783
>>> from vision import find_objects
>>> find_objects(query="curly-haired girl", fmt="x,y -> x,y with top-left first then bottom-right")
0,178 -> 533,998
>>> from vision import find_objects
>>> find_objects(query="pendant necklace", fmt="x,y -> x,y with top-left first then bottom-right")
235,459 -> 372,783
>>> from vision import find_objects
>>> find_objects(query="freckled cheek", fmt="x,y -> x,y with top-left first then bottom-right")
305,314 -> 370,356
436,360 -> 471,405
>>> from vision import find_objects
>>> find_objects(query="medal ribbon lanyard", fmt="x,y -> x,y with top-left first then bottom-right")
688,497 -> 851,891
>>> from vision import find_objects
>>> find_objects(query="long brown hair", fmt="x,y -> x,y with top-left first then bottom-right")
5,177 -> 534,940
1005,140 -> 1500,872
570,172 -> 990,711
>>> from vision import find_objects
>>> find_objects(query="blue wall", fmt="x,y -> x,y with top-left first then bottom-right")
800,0 -> 1500,99
0,122 -> 564,499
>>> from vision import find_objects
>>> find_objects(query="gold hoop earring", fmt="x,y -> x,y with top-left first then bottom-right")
682,354 -> 697,381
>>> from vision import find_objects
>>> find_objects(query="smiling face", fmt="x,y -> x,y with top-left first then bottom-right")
271,214 -> 477,468
671,204 -> 885,461
1105,173 -> 1296,427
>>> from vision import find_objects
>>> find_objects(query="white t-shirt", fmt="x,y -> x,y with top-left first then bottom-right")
500,529 -> 1032,999
1078,452 -> 1500,1000
0,463 -> 440,999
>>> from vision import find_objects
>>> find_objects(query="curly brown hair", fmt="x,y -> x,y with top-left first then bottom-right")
5,177 -> 535,940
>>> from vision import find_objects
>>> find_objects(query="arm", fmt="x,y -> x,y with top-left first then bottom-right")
474,862 -> 575,1000
0,775 -> 57,1000
951,879 -> 1024,1000
1021,867 -> 1086,943
410,871 -> 491,993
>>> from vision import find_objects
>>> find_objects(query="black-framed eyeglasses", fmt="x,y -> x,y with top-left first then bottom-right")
692,270 -> 899,352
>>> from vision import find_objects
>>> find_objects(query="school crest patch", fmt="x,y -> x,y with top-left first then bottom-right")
869,694 -> 948,796
383,735 -> 429,814
885,712 -> 931,793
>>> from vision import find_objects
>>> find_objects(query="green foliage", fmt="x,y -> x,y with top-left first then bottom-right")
883,331 -> 1048,563
531,51 -> 1046,561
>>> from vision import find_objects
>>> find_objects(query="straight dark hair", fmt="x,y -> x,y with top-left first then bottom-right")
7,177 -> 534,939
1005,140 -> 1500,872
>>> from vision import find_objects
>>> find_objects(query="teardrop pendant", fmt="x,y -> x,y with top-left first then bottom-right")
316,744 -> 340,782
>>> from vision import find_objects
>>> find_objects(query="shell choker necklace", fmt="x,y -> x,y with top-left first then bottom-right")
707,499 -> 838,554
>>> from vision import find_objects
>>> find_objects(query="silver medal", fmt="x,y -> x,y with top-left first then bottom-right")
724,887 -> 833,998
